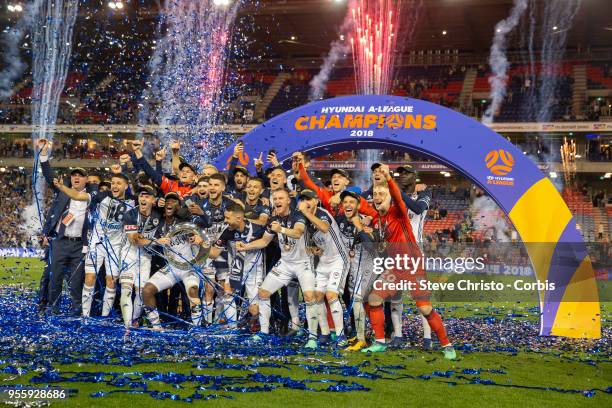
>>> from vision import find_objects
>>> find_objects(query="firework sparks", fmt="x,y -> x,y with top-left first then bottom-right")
349,0 -> 401,95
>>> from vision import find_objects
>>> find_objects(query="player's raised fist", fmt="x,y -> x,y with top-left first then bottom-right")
119,154 -> 131,165
254,152 -> 264,169
37,139 -> 50,156
233,142 -> 243,158
110,164 -> 122,174
170,141 -> 180,151
154,146 -> 166,161
52,177 -> 63,189
415,183 -> 427,192
379,164 -> 390,178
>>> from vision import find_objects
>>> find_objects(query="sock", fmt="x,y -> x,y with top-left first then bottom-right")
353,302 -> 366,342
325,299 -> 335,331
102,287 -> 116,317
132,288 -> 144,323
421,315 -> 432,339
329,298 -> 344,336
317,300 -> 330,336
368,304 -> 386,343
224,296 -> 237,328
145,306 -> 161,329
190,301 -> 202,326
204,301 -> 214,324
287,284 -> 300,329
259,297 -> 271,334
390,301 -> 403,338
215,300 -> 223,323
305,301 -> 320,340
120,285 -> 133,328
424,310 -> 450,347
81,284 -> 95,317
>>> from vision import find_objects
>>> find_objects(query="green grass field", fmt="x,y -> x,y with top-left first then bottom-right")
0,257 -> 609,407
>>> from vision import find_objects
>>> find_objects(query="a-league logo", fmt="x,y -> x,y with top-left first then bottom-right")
485,149 -> 515,176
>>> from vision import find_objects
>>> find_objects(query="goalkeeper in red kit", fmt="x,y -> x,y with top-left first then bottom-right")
359,164 -> 456,359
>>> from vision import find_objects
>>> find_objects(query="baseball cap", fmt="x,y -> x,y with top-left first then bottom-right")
178,160 -> 197,174
110,173 -> 130,183
70,167 -> 88,177
397,164 -> 416,174
233,166 -> 249,177
298,189 -> 318,200
340,186 -> 363,202
370,162 -> 383,171
164,191 -> 181,201
330,168 -> 350,179
138,185 -> 157,196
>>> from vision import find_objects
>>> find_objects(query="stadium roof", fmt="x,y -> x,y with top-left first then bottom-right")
1,0 -> 611,66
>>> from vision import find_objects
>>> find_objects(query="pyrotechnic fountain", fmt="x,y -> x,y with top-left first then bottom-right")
141,0 -> 240,168
22,0 -> 79,233
349,0 -> 401,95
347,0 -> 403,189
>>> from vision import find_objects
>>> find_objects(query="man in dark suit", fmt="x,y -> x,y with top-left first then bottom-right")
38,140 -> 89,316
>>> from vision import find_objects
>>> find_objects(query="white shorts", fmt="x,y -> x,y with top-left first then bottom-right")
147,265 -> 201,293
315,257 -> 348,294
347,254 -> 375,301
119,250 -> 151,288
85,241 -> 123,280
243,254 -> 264,303
261,259 -> 315,294
203,259 -> 229,283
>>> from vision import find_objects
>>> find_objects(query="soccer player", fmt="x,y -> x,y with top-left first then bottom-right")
130,140 -> 196,198
296,160 -> 351,215
227,142 -> 249,200
236,188 -> 321,349
359,164 -> 455,359
243,177 -> 270,226
52,170 -> 135,318
120,185 -> 166,328
193,176 -> 209,204
189,173 -> 236,325
297,189 -> 350,346
389,164 -> 433,349
336,189 -> 377,351
142,191 -> 206,329
193,203 -> 265,332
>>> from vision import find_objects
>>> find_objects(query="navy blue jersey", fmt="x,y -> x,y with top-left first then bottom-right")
201,196 -> 235,269
244,199 -> 271,221
265,210 -> 309,263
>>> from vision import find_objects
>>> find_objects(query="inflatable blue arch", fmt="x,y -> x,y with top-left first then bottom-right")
213,95 -> 600,339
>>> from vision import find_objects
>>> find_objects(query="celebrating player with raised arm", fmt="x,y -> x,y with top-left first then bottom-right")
236,188 -> 322,349
130,140 -> 196,198
359,164 -> 455,359
53,169 -> 135,318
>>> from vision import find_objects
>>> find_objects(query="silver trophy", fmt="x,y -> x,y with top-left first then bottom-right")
163,222 -> 211,269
